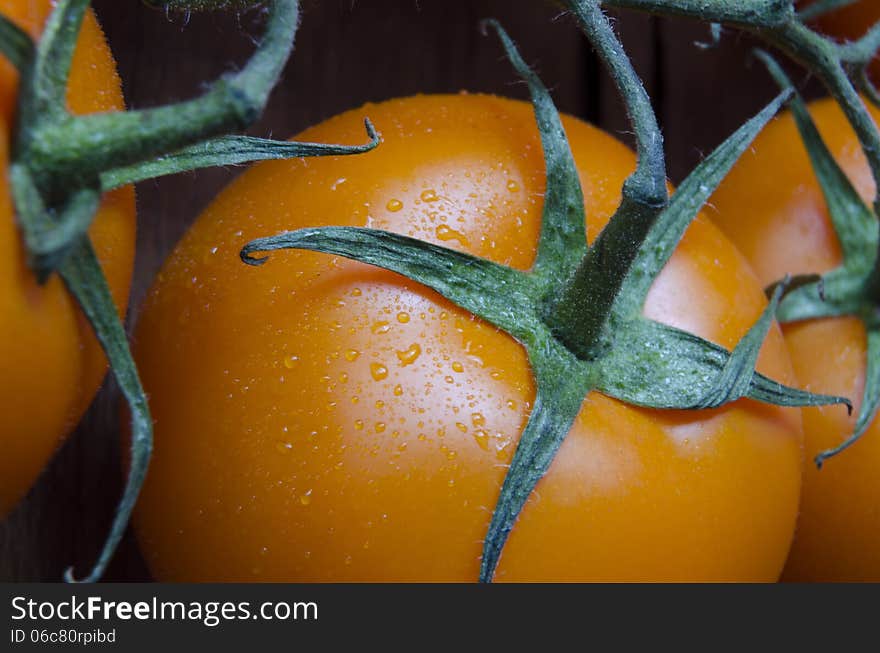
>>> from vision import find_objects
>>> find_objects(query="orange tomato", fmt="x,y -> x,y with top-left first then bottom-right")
0,1 -> 136,516
133,94 -> 802,581
710,97 -> 880,581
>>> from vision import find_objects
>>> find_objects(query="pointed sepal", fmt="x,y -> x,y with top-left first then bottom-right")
595,317 -> 851,411
242,226 -> 541,340
480,341 -> 591,582
58,242 -> 153,583
0,12 -> 34,71
482,19 -> 587,284
101,119 -> 380,190
815,326 -> 880,467
756,50 -> 878,269
614,90 -> 791,317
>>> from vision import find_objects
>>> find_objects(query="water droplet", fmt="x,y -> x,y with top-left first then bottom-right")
455,422 -> 468,433
507,179 -> 520,192
275,441 -> 293,454
471,413 -> 485,427
473,430 -> 490,451
371,321 -> 391,335
299,489 -> 313,506
393,384 -> 404,396
375,422 -> 386,433
350,288 -> 362,297
345,349 -> 361,362
344,555 -> 353,566
370,363 -> 389,381
283,354 -> 299,369
375,400 -> 385,409
420,189 -> 438,202
435,224 -> 470,245
354,419 -> 364,430
507,399 -> 518,410
451,361 -> 464,373
396,312 -> 410,324
396,343 -> 422,366
386,198 -> 404,212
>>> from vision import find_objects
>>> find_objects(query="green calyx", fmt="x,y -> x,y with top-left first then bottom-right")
242,10 -> 850,582
755,52 -> 880,468
0,0 -> 378,582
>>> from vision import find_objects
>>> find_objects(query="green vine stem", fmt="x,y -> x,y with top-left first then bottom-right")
583,1 -> 880,209
0,0 -> 378,582
798,0 -> 859,22
574,0 -> 880,465
755,51 -> 880,467
243,14 -> 850,582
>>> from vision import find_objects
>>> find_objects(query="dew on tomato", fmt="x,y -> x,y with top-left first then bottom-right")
133,94 -> 803,581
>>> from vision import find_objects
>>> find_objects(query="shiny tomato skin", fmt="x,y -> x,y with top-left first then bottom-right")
0,1 -> 136,516
133,94 -> 802,582
710,97 -> 880,581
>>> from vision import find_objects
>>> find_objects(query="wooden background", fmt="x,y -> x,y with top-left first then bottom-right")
0,0 -> 811,581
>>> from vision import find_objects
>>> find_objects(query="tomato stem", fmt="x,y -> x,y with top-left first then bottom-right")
753,52 -> 880,465
584,1 -> 880,212
242,16 -> 850,582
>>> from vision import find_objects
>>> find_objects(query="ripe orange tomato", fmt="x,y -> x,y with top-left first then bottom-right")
0,1 -> 136,516
132,94 -> 803,581
710,97 -> 880,581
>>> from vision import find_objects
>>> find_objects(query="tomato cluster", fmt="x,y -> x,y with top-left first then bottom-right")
3,0 -> 880,583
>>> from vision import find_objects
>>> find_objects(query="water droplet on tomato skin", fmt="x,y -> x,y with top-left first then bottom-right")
345,349 -> 361,362
435,224 -> 469,245
386,198 -> 404,212
473,430 -> 490,451
396,343 -> 422,366
370,363 -> 389,381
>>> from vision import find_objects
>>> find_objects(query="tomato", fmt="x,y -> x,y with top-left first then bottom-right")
0,1 -> 136,516
710,97 -> 880,581
132,94 -> 803,581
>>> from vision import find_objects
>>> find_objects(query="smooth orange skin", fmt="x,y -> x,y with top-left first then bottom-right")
133,94 -> 802,582
711,97 -> 880,581
0,1 -> 136,516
